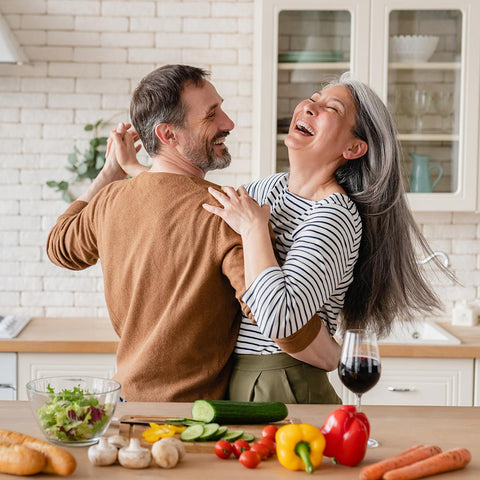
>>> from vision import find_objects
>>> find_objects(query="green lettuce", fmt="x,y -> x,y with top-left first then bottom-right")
37,385 -> 113,442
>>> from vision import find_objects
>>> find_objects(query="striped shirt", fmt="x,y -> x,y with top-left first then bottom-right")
235,173 -> 362,355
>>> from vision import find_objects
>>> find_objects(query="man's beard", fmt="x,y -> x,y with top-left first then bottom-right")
183,132 -> 232,173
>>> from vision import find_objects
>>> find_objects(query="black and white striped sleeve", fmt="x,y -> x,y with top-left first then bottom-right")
241,202 -> 361,339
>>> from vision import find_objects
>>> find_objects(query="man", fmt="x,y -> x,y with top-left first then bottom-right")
47,64 -> 247,401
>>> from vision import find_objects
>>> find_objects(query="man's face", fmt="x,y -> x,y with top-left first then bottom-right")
176,81 -> 235,172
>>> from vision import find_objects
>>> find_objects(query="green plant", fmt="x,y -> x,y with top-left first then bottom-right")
47,119 -> 108,202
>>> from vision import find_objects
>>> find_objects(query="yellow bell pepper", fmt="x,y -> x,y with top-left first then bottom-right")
275,423 -> 325,474
141,423 -> 186,443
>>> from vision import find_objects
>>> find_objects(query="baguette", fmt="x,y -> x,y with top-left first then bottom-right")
0,429 -> 76,476
0,441 -> 46,476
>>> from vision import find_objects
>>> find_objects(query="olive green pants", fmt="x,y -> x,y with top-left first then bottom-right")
227,353 -> 342,404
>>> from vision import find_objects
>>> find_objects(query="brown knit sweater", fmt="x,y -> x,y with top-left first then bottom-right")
47,172 -> 247,401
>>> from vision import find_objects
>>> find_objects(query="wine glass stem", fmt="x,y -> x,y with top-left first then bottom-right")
356,394 -> 362,412
415,115 -> 423,132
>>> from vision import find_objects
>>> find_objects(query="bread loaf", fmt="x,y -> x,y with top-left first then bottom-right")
0,429 -> 76,476
0,441 -> 46,476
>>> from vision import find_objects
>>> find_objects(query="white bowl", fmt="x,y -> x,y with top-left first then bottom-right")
390,35 -> 439,62
26,376 -> 121,446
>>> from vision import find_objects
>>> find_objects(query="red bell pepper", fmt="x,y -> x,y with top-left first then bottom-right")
320,405 -> 369,466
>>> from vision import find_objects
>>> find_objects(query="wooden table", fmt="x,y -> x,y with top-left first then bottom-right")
0,401 -> 478,479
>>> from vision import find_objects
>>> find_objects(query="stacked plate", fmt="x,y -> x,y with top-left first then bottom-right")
278,51 -> 344,63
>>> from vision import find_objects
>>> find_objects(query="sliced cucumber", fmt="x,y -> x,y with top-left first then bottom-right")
209,425 -> 228,441
241,432 -> 256,443
164,417 -> 187,423
183,419 -> 207,426
198,423 -> 220,441
180,424 -> 205,441
221,429 -> 244,442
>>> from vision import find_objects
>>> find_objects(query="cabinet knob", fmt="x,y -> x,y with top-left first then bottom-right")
387,387 -> 415,392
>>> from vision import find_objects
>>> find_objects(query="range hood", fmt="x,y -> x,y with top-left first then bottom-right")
0,14 -> 28,64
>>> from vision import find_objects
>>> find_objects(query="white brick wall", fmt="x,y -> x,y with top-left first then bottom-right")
0,0 -> 478,324
0,0 -> 254,318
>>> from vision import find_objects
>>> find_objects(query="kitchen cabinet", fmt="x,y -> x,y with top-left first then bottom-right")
253,0 -> 480,211
0,353 -> 16,400
329,357 -> 474,406
17,353 -> 116,401
475,358 -> 480,406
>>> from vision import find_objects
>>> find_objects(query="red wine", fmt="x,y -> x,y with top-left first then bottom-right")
339,356 -> 381,394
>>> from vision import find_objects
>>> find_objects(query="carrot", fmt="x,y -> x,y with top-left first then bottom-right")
383,447 -> 471,480
359,445 -> 442,480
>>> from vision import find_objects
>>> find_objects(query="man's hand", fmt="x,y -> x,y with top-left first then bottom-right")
76,122 -> 137,203
112,122 -> 147,177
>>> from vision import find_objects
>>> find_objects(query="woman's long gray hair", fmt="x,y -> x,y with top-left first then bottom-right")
327,73 -> 446,337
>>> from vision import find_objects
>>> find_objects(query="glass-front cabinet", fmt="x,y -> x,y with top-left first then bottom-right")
253,0 -> 480,211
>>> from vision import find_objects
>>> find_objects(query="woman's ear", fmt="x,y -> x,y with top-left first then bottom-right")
343,139 -> 368,160
155,123 -> 178,146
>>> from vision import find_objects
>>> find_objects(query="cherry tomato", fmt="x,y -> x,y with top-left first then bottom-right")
214,440 -> 233,459
232,439 -> 250,458
261,424 -> 278,442
239,450 -> 261,469
258,437 -> 276,457
250,442 -> 270,460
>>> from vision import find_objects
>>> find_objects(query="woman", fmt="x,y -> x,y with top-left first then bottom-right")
202,73 -> 445,403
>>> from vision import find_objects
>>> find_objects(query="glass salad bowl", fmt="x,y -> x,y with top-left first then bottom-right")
26,376 -> 121,446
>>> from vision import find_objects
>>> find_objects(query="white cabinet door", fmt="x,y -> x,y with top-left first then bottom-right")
255,0 -> 480,211
0,353 -> 17,400
329,357 -> 474,406
17,353 -> 117,401
370,0 -> 480,211
474,359 -> 480,407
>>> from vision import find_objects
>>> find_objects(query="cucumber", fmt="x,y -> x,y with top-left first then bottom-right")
220,429 -> 244,442
210,425 -> 228,441
197,423 -> 220,441
179,424 -> 204,441
240,432 -> 256,443
191,400 -> 288,425
183,419 -> 207,426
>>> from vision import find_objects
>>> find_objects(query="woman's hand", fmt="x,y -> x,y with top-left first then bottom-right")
204,186 -> 276,287
203,186 -> 271,237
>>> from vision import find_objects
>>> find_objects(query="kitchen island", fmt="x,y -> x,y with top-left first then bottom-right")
0,401 -> 478,479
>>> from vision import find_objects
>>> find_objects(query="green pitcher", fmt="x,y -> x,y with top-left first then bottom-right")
409,153 -> 443,193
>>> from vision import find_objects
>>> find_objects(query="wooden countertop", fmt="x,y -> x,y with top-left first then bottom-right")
1,317 -> 480,358
0,318 -> 118,354
0,401 -> 478,479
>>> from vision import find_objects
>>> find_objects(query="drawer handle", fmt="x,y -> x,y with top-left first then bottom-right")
0,384 -> 16,391
387,387 -> 414,392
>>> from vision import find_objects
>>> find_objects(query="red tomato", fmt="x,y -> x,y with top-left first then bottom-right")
232,439 -> 250,458
239,450 -> 261,469
250,442 -> 270,460
214,440 -> 233,459
257,437 -> 276,457
261,424 -> 278,442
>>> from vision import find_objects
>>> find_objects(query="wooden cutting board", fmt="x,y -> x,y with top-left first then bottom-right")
119,415 -> 297,453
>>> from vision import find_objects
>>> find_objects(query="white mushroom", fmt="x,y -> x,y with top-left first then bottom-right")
107,434 -> 129,449
118,438 -> 151,469
151,441 -> 179,469
154,436 -> 186,461
88,437 -> 118,466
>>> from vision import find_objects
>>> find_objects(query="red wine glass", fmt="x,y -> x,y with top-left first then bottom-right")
338,329 -> 381,447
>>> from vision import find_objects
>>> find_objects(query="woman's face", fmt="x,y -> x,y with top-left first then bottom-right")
285,85 -> 364,162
